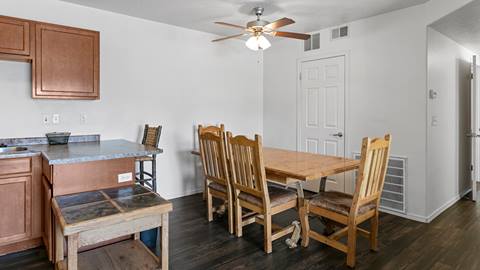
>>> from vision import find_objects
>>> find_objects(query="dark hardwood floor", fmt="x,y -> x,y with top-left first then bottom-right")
1,193 -> 479,270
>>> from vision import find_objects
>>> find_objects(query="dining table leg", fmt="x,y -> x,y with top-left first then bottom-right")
285,180 -> 305,249
295,181 -> 304,199
319,176 -> 327,192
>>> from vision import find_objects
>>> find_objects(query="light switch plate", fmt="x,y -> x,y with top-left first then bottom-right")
52,114 -> 60,124
118,172 -> 133,183
80,113 -> 87,124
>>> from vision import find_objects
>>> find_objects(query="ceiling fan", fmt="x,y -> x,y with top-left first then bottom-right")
212,7 -> 311,51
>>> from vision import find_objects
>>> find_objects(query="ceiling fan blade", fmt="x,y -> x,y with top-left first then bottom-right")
214,22 -> 246,30
212,33 -> 245,42
264,17 -> 295,30
271,31 -> 311,40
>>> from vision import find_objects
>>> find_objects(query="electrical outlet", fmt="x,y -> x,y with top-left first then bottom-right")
52,114 -> 60,124
118,172 -> 133,183
80,113 -> 87,124
42,115 -> 49,125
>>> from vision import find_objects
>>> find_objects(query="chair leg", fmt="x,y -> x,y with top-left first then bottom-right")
207,188 -> 213,222
264,213 -> 272,254
346,223 -> 357,268
139,161 -> 145,185
370,213 -> 379,251
227,198 -> 234,234
235,200 -> 243,237
299,205 -> 310,247
203,180 -> 207,201
152,158 -> 157,192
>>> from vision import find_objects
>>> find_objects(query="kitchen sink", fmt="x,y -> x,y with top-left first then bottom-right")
0,146 -> 29,153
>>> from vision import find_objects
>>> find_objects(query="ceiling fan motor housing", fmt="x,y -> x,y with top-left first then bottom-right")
247,20 -> 269,29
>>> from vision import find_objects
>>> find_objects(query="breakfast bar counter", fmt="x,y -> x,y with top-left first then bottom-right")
0,137 -> 162,164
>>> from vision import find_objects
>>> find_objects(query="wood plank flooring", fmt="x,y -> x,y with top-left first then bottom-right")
0,193 -> 479,270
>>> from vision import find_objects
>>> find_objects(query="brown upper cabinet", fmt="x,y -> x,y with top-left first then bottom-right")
0,15 -> 100,100
34,23 -> 99,99
0,16 -> 30,57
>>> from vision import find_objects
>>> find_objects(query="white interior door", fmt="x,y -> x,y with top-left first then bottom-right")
471,55 -> 479,201
297,55 -> 346,192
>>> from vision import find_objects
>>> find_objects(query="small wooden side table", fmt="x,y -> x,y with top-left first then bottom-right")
52,185 -> 172,270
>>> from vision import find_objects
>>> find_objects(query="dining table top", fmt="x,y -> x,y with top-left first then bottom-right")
192,146 -> 360,183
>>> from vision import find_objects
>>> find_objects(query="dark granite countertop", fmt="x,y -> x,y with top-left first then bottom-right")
0,136 -> 162,165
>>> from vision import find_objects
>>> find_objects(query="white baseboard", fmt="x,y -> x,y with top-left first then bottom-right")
380,188 -> 471,223
425,188 -> 471,223
379,208 -> 429,223
165,188 -> 203,200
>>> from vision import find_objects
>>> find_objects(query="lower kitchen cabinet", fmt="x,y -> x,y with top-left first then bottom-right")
0,156 -> 42,255
0,176 -> 32,243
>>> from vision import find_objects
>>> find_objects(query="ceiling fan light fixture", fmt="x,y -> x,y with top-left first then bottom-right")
257,35 -> 271,50
245,35 -> 271,51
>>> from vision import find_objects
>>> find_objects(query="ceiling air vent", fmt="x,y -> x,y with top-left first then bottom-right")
304,33 -> 320,51
331,25 -> 349,40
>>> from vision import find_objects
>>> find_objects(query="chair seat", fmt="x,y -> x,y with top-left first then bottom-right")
208,182 -> 227,194
309,191 -> 376,216
135,155 -> 154,162
239,185 -> 297,208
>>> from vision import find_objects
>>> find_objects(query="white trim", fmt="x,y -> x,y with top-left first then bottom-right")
425,188 -> 471,222
166,188 -> 203,200
381,188 -> 471,223
380,208 -> 428,223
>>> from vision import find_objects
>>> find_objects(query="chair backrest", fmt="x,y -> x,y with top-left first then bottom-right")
142,124 -> 162,148
352,134 -> 392,213
226,132 -> 269,206
198,124 -> 225,136
198,128 -> 230,188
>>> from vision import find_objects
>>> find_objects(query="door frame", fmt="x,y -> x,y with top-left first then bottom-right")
296,50 -> 350,158
295,50 -> 351,192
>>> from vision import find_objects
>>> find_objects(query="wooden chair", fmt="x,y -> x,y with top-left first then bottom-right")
136,124 -> 162,192
300,134 -> 392,268
226,132 -> 299,253
198,126 -> 234,234
198,124 -> 225,200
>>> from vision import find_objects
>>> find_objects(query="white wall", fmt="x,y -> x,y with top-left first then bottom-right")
263,0 -> 476,222
426,28 -> 473,218
0,0 -> 263,199
264,4 -> 429,219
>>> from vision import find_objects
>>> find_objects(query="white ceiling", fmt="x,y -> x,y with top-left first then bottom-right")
430,0 -> 480,54
61,0 -> 428,38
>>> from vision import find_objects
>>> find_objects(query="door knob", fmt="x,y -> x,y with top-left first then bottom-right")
330,132 -> 343,138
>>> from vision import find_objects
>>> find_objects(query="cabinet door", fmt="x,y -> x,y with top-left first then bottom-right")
0,176 -> 32,244
0,16 -> 30,56
42,176 -> 53,261
34,23 -> 99,99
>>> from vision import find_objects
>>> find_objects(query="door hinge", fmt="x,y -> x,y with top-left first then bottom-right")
471,73 -> 474,79
299,72 -> 302,80
471,164 -> 474,171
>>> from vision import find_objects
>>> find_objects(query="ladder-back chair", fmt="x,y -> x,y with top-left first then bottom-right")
300,134 -> 392,267
198,125 -> 234,234
198,124 -> 225,200
227,132 -> 299,253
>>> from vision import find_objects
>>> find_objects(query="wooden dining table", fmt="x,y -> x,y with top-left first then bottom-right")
192,146 -> 360,246
192,147 -> 360,198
